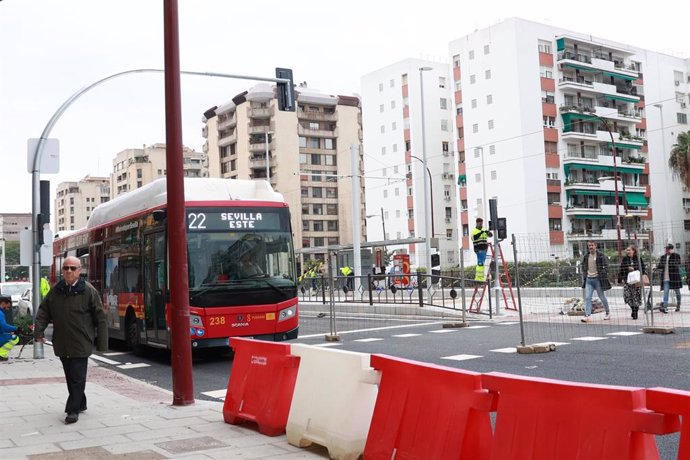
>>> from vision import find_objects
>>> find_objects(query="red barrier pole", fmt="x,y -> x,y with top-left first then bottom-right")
163,0 -> 194,405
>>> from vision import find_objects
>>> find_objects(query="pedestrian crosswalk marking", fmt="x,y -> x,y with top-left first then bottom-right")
441,354 -> 483,361
571,336 -> 609,341
490,347 -> 517,353
466,325 -> 491,329
354,338 -> 383,343
429,329 -> 455,333
392,334 -> 421,338
606,331 -> 643,336
90,354 -> 121,365
117,363 -> 150,370
311,343 -> 342,347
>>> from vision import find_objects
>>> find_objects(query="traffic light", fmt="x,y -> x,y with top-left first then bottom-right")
275,67 -> 295,112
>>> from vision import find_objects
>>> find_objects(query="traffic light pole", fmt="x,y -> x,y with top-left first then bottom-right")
489,199 -> 500,315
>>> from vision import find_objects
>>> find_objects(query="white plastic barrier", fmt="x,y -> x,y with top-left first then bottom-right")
286,344 -> 381,460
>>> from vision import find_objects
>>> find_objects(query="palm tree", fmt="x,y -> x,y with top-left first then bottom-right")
668,131 -> 690,189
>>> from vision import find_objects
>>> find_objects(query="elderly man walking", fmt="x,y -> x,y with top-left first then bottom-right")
34,256 -> 108,424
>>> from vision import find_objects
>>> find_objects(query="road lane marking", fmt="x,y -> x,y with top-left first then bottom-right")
392,334 -> 421,338
311,343 -> 342,347
354,338 -> 384,343
466,325 -> 491,329
429,329 -> 456,333
441,354 -> 483,361
496,322 -> 520,325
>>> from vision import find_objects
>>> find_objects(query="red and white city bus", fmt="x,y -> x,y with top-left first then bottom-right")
52,178 -> 299,350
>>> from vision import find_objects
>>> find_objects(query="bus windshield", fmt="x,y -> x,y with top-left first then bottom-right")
188,231 -> 295,290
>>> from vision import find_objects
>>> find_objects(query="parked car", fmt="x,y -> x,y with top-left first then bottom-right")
0,282 -> 32,317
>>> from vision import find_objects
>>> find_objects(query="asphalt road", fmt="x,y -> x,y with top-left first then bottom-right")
79,311 -> 688,458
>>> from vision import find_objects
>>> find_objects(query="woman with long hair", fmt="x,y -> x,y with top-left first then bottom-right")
618,245 -> 646,320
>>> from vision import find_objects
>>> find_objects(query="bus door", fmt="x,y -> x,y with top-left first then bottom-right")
143,231 -> 168,345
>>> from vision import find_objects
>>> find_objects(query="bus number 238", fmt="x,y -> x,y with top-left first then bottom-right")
209,316 -> 226,326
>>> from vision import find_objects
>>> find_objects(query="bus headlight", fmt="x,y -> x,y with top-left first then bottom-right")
190,315 -> 203,327
196,329 -> 205,337
278,306 -> 296,322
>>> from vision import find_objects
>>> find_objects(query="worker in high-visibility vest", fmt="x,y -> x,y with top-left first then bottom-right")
340,266 -> 354,290
471,218 -> 493,281
40,277 -> 51,300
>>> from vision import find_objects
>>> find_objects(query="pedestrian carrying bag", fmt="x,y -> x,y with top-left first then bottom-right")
627,270 -> 641,286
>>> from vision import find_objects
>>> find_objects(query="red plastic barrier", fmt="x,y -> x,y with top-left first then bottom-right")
364,354 -> 494,460
482,372 -> 680,460
223,337 -> 300,436
646,387 -> 690,460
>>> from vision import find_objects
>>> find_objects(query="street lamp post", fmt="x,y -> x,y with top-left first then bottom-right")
653,103 -> 672,247
410,155 -> 435,237
418,66 -> 433,272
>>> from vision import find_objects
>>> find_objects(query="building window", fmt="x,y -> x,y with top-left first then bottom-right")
309,122 -> 319,130
469,50 -> 475,60
394,188 -> 400,197
312,187 -> 322,198
313,204 -> 323,215
484,44 -> 490,55
474,148 -> 481,158
678,113 -> 688,124
327,220 -> 338,231
301,187 -> 309,197
325,155 -> 336,166
308,138 -> 320,148
485,69 -> 491,80
324,138 -> 334,149
391,100 -> 396,109
441,119 -> 449,131
299,154 -> 308,164
440,98 -> 448,110
538,40 -> 552,54
326,188 -> 337,198
542,91 -> 555,104
453,54 -> 460,67
313,221 -> 324,231
311,154 -> 321,165
392,121 -> 397,130
472,123 -> 479,133
395,210 -> 401,218
379,104 -> 384,112
489,145 -> 496,155
313,237 -> 324,247
442,141 -> 449,152
378,83 -> 383,92
402,74 -> 408,85
475,173 -> 481,183
390,78 -> 395,87
488,119 -> 494,130
491,170 -> 497,180
327,204 -> 338,215
545,141 -> 557,154
470,74 -> 476,84
380,125 -> 385,133
302,221 -> 309,231
543,116 -> 556,128
392,143 -> 398,152
549,218 -> 562,231
486,94 -> 493,104
471,99 -> 477,108
439,77 -> 446,88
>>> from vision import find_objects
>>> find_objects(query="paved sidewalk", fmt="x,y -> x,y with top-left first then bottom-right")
0,345 -> 327,459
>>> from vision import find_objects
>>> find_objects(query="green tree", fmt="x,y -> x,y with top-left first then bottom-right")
668,131 -> 690,189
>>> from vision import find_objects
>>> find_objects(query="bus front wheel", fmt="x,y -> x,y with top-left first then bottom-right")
125,311 -> 139,351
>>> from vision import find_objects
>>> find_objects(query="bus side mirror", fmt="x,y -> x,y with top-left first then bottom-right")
152,210 -> 167,222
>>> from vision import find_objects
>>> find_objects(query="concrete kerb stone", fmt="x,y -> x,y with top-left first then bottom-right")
516,343 -> 557,354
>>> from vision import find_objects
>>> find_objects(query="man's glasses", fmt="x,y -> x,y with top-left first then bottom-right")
62,266 -> 80,272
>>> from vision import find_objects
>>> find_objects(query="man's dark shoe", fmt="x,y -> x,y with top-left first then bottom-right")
65,413 -> 79,424
676,306 -> 681,312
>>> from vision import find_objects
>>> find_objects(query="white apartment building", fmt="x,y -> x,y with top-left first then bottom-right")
111,143 -> 207,198
54,176 -> 110,232
202,84 -> 364,270
449,18 -> 690,258
362,59 -> 458,269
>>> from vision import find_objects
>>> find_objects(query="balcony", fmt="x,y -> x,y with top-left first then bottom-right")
565,205 -> 602,216
247,107 -> 274,118
249,142 -> 272,153
442,173 -> 454,181
248,125 -> 272,135
217,115 -> 237,130
297,125 -> 337,138
218,133 -> 237,147
297,109 -> 338,122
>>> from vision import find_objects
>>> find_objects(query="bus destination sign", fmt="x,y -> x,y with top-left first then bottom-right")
186,209 -> 283,232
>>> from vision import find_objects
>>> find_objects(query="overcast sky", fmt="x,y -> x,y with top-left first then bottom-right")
1,0 -> 688,214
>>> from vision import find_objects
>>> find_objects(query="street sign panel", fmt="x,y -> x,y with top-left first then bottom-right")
27,138 -> 60,174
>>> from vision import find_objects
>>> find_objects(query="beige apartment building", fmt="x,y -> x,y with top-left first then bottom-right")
54,176 -> 110,232
111,143 -> 208,198
202,84 -> 364,269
